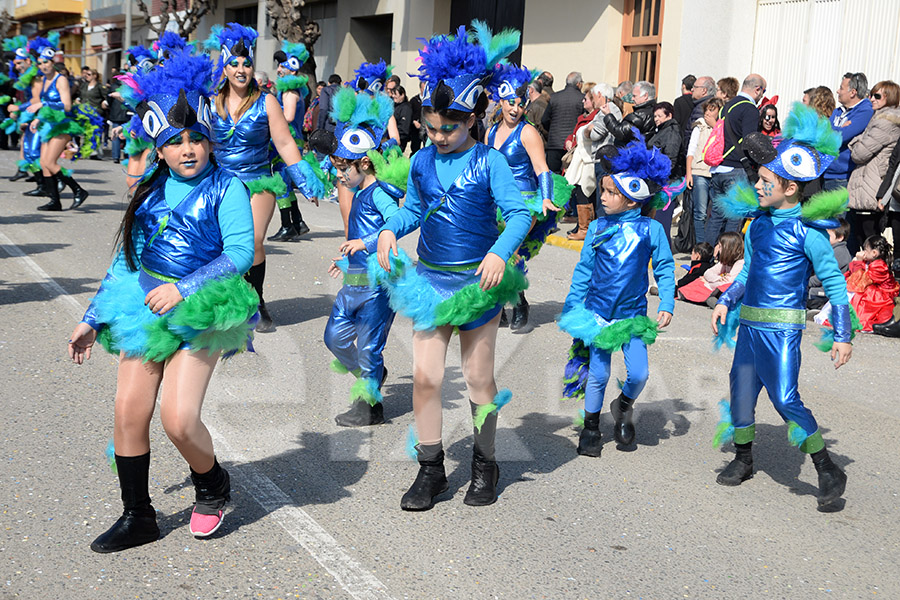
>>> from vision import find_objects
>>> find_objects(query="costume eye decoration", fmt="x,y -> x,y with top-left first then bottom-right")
614,175 -> 651,200
454,79 -> 484,110
141,101 -> 169,139
339,127 -> 377,155
367,80 -> 384,93
780,145 -> 818,180
196,97 -> 212,132
497,81 -> 517,100
285,56 -> 300,71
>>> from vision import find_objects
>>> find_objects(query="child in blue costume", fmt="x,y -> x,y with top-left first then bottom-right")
207,23 -> 321,333
317,87 -> 406,427
3,35 -> 42,183
67,49 -> 258,551
269,40 -> 314,242
373,22 -> 531,510
711,104 -> 853,507
484,63 -> 569,331
559,135 -> 676,457
115,45 -> 158,190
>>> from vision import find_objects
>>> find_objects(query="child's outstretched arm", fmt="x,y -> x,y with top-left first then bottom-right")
805,228 -> 853,368
378,156 -> 424,271
649,220 -> 676,326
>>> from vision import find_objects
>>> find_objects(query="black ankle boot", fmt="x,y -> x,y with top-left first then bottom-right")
401,451 -> 448,511
873,317 -> 900,338
91,453 -> 160,553
335,401 -> 385,427
256,300 -> 275,333
510,292 -> 529,332
717,442 -> 754,486
610,392 -> 636,446
24,173 -> 48,197
499,308 -> 509,327
58,172 -> 89,209
10,169 -> 29,182
577,410 -> 603,457
267,226 -> 295,241
286,220 -> 310,241
812,449 -> 847,506
463,448 -> 499,506
36,174 -> 63,211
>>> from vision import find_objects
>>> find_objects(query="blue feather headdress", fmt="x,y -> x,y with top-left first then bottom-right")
28,32 -> 60,61
326,87 -> 395,159
4,35 -> 29,60
353,60 -> 393,94
205,23 -> 258,83
123,48 -> 215,147
608,131 -> 672,204
279,40 -> 309,73
488,63 -> 536,102
415,20 -> 521,112
757,102 -> 842,182
154,31 -> 187,63
125,46 -> 157,73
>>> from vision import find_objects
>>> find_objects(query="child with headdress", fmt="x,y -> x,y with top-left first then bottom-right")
313,86 -> 405,426
206,23 -> 323,333
710,103 -> 853,508
67,48 -> 258,550
268,40 -> 313,242
558,134 -> 676,458
3,35 -> 42,184
112,45 -> 158,188
484,62 -> 570,331
372,21 -> 531,510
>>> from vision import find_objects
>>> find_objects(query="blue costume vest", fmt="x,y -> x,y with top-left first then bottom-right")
487,121 -> 537,192
277,88 -> 306,140
584,216 -> 654,320
347,184 -> 393,272
412,144 -> 500,266
741,214 -> 813,321
211,92 -> 271,181
40,75 -> 65,111
135,167 -> 236,280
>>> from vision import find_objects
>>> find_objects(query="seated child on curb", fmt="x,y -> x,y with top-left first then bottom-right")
845,234 -> 899,331
677,242 -> 713,290
808,218 -> 852,309
678,232 -> 744,306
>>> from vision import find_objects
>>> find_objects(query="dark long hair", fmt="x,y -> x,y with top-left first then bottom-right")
115,161 -> 170,271
863,235 -> 893,264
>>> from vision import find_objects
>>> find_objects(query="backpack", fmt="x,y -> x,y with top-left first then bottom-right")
302,97 -> 319,133
702,99 -> 754,167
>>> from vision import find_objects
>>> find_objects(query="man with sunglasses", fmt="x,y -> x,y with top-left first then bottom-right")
822,72 -> 874,197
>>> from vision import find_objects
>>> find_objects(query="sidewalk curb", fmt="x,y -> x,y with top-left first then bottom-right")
545,234 -> 583,252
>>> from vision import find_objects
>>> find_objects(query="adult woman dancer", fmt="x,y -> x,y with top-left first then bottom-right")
29,34 -> 90,211
484,63 -> 567,330
207,23 -> 319,332
68,48 -> 258,550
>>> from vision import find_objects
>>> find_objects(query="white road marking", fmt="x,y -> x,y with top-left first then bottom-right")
0,232 -> 397,600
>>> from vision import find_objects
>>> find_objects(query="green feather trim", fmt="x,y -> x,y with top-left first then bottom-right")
59,167 -> 72,178
433,261 -> 528,326
802,188 -> 849,222
330,358 -> 361,377
594,316 -> 659,353
552,173 -> 574,208
275,74 -> 309,93
349,377 -> 382,406
125,135 -> 154,156
332,87 -> 357,123
303,152 -> 334,195
246,174 -> 288,197
13,66 -> 38,91
368,145 -> 410,192
0,95 -> 11,105
573,409 -> 585,428
813,305 -> 860,352
45,121 -> 83,140
36,106 -> 67,123
0,74 -> 9,85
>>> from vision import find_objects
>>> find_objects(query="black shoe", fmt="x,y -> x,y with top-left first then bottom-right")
463,449 -> 499,506
90,508 -> 160,553
267,226 -> 295,241
813,451 -> 847,506
510,293 -> 529,332
10,169 -> 29,182
114,158 -> 121,164
576,410 -> 603,457
873,317 -> 900,338
285,221 -> 310,241
25,173 -> 38,183
37,199 -> 63,211
255,302 -> 275,333
400,454 -> 448,511
335,401 -> 385,427
716,457 -> 754,486
70,187 -> 89,209
24,184 -> 47,197
57,172 -> 88,209
499,308 -> 509,327
610,393 -> 636,446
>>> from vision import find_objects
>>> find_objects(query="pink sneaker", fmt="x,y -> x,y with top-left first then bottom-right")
189,508 -> 224,537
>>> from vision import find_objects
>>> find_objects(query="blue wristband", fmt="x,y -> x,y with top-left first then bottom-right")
717,281 -> 746,310
174,254 -> 238,298
538,171 -> 553,202
830,304 -> 852,343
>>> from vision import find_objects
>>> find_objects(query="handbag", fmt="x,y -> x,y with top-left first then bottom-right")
560,147 -> 575,171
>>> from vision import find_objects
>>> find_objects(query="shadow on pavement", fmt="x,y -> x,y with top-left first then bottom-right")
266,294 -> 338,327
0,242 -> 70,257
0,276 -> 98,305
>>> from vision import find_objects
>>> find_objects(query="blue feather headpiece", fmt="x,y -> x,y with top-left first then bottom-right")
125,48 -> 215,147
279,40 -> 309,73
353,60 -> 393,94
326,87 -> 395,160
489,63 -> 535,102
154,31 -> 188,63
125,46 -> 157,73
609,131 -> 672,204
415,20 -> 521,113
758,102 -> 842,182
4,35 -> 29,60
28,33 -> 60,61
205,23 -> 258,83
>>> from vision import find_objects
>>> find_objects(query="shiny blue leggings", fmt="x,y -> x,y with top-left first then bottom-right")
584,338 -> 649,413
729,327 -> 818,435
23,128 -> 41,164
324,285 -> 395,382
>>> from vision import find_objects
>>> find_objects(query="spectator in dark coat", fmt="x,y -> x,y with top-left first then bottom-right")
409,80 -> 424,154
673,74 -> 696,129
601,80 -> 656,146
684,76 -> 715,144
525,80 -> 549,140
392,85 -> 413,152
541,71 -> 584,172
649,101 -> 684,244
315,74 -> 342,133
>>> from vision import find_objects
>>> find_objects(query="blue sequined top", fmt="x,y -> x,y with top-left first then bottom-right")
40,74 -> 65,111
211,92 -> 272,182
487,121 -> 538,192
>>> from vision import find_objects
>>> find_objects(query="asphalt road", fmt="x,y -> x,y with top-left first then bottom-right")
1,150 -> 899,600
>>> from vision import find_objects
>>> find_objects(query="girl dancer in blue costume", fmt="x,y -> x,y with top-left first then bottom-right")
484,63 -> 569,331
373,22 -> 531,510
269,40 -> 313,242
207,23 -> 322,333
317,87 -> 406,427
710,104 -> 853,508
3,35 -> 42,183
558,135 -> 676,457
68,48 -> 258,550
28,33 -> 97,211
